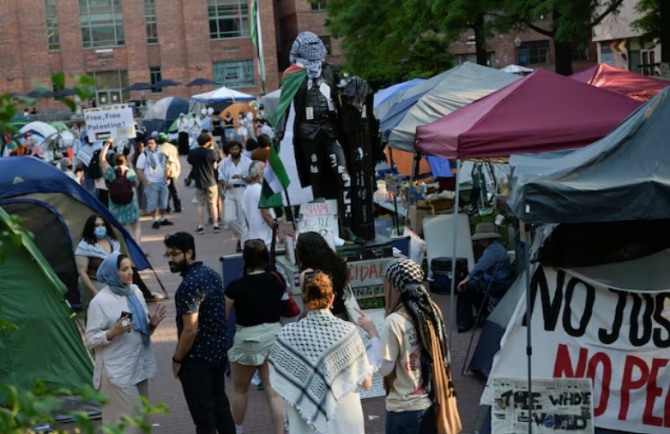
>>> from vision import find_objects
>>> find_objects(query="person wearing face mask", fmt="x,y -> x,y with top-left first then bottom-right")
75,215 -> 122,308
163,231 -> 236,434
85,252 -> 167,433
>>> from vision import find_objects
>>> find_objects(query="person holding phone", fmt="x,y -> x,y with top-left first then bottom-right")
85,252 -> 166,433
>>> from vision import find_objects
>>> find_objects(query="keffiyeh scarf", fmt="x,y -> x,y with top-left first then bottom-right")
269,309 -> 372,434
289,31 -> 327,79
74,238 -> 121,259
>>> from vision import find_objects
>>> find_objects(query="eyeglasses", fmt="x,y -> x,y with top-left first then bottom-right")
163,250 -> 183,259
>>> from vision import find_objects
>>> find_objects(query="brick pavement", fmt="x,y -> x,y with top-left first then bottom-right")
138,156 -> 487,434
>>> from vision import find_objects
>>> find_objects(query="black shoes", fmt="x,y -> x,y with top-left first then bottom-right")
145,293 -> 166,303
151,221 -> 160,229
160,219 -> 174,226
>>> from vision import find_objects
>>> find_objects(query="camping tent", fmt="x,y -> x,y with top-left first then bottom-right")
510,87 -> 670,224
571,63 -> 670,101
0,207 -> 93,401
0,157 -> 151,302
415,69 -> 642,160
479,89 -> 670,434
191,86 -> 256,104
374,78 -> 426,110
143,96 -> 189,133
387,62 -> 522,152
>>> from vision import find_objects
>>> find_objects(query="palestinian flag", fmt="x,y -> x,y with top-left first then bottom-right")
259,67 -> 307,208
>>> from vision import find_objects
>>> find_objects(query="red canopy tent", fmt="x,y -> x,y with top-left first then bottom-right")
415,69 -> 642,160
571,63 -> 670,101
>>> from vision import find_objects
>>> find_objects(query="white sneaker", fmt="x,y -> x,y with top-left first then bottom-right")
250,371 -> 261,386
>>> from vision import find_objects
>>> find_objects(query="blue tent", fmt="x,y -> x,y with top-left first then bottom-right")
143,96 -> 190,133
0,157 -> 151,298
373,78 -> 425,110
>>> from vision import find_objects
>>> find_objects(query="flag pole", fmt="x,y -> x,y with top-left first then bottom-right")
252,0 -> 266,94
282,187 -> 297,233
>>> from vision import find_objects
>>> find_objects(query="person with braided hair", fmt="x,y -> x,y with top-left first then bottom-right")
357,259 -> 462,434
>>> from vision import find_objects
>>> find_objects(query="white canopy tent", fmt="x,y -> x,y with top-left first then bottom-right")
191,86 -> 256,103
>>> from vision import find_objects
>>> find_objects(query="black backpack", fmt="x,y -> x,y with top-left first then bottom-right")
87,150 -> 103,179
108,169 -> 134,205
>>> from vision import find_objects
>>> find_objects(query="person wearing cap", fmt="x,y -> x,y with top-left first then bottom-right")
357,258 -> 459,434
456,222 -> 514,333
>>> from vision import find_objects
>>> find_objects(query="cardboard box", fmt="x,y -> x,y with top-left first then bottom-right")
417,198 -> 454,211
408,204 -> 433,236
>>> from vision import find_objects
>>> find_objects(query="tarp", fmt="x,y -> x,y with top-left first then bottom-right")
143,96 -> 189,133
0,207 -> 93,402
484,261 -> 670,434
571,63 -> 670,101
415,69 -> 642,160
510,87 -> 670,224
500,64 -> 534,74
0,158 -> 155,305
373,78 -> 425,110
191,86 -> 256,103
387,63 -> 522,152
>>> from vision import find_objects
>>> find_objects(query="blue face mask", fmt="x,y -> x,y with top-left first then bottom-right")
94,226 -> 107,239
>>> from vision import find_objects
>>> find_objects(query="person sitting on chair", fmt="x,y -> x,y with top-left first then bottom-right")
456,222 -> 513,333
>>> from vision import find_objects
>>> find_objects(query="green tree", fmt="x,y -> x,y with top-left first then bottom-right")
495,0 -> 625,75
326,0 -> 453,87
632,0 -> 660,43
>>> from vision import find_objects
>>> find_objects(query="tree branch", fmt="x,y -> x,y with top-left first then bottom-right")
522,19 -> 555,37
589,0 -> 625,27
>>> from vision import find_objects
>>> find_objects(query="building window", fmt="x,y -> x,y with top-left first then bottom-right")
45,0 -> 60,50
518,41 -> 549,65
212,60 -> 254,88
150,66 -> 162,93
144,0 -> 158,44
208,0 -> 250,39
311,1 -> 327,11
89,70 -> 129,105
79,0 -> 125,48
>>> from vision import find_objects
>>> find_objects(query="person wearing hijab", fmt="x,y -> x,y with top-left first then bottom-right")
269,270 -> 374,434
85,252 -> 166,432
357,259 -> 461,434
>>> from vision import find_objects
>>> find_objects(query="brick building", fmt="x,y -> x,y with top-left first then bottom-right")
0,0 -> 282,107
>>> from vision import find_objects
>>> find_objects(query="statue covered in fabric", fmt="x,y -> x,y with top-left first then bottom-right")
274,32 -> 378,242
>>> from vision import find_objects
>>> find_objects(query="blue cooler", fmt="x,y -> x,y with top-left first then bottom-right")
430,257 -> 469,294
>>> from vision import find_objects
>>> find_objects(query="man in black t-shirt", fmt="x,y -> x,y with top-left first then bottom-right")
187,133 -> 221,234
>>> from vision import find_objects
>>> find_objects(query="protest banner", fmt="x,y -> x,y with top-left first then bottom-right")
297,199 -> 339,246
492,377 -> 594,433
83,104 -> 136,141
485,266 -> 670,434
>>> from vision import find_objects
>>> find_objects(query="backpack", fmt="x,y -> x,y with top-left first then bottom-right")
87,150 -> 103,179
109,169 -> 134,205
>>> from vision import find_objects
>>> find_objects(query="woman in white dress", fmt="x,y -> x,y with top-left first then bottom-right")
269,270 -> 374,434
236,113 -> 249,143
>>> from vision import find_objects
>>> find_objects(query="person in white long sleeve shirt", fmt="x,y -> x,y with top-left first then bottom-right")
85,252 -> 166,433
218,140 -> 251,251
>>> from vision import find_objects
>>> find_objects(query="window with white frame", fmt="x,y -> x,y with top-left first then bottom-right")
208,0 -> 250,39
79,0 -> 125,48
45,0 -> 60,50
212,60 -> 254,88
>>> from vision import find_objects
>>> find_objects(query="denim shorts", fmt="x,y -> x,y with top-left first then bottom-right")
145,181 -> 168,212
385,406 -> 436,434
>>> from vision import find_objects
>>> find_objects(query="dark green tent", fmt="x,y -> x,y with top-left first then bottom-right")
0,208 -> 93,401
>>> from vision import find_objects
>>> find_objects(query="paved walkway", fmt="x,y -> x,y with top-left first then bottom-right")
138,157 -> 487,434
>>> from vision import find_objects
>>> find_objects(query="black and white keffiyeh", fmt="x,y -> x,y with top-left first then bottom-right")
289,31 -> 327,79
269,309 -> 372,434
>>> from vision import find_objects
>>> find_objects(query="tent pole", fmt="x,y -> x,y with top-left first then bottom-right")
447,159 -> 461,354
521,220 -> 533,434
388,147 -> 402,235
411,152 -> 421,182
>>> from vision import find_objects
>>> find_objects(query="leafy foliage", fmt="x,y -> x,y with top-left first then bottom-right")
632,0 -> 660,44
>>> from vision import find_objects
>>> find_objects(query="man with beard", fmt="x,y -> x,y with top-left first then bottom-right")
218,141 -> 251,252
188,133 -> 221,235
163,232 -> 235,434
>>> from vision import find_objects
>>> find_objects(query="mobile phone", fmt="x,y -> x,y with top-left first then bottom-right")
120,311 -> 133,321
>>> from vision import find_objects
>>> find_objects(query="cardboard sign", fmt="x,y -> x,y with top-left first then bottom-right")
83,104 -> 136,141
492,377 -> 594,433
297,200 -> 339,243
485,266 -> 670,434
348,257 -> 394,309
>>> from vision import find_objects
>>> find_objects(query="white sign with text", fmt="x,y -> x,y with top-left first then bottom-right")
84,104 -> 135,141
